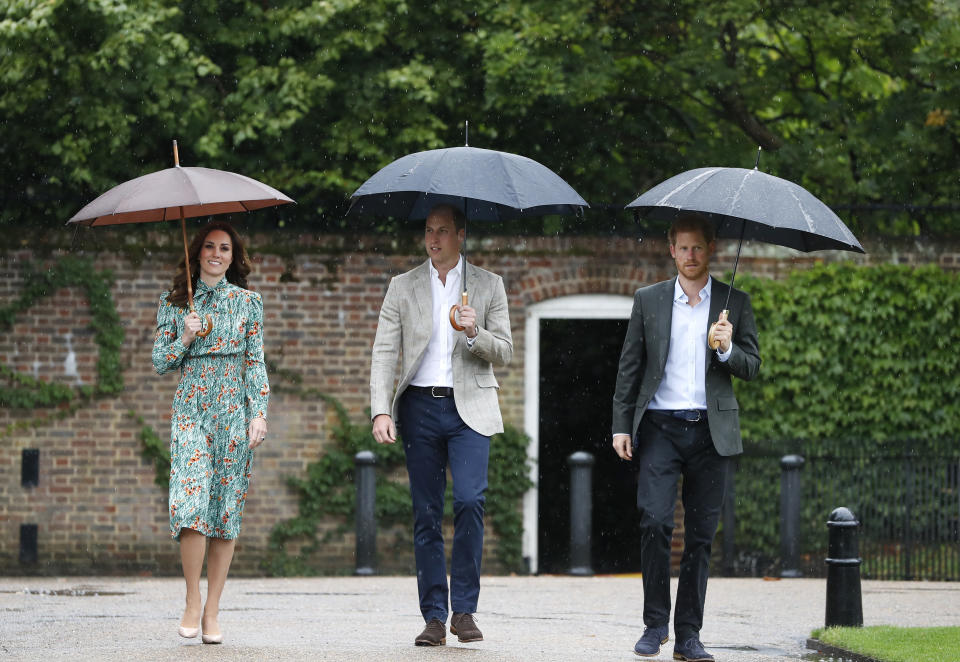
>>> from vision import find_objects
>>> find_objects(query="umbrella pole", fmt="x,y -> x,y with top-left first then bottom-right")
449,199 -> 468,331
180,210 -> 195,311
723,219 -> 747,310
180,207 -> 213,338
709,220 -> 746,350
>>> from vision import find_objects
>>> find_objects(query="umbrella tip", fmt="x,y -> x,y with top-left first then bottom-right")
173,139 -> 180,167
464,120 -> 469,147
754,145 -> 762,170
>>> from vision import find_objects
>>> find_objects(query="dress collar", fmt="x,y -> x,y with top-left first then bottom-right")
196,276 -> 228,295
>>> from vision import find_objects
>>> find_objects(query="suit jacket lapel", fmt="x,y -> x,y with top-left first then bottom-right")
412,260 -> 433,342
654,278 -> 675,373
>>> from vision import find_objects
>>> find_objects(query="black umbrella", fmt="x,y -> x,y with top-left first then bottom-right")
348,144 -> 588,329
626,160 -> 864,347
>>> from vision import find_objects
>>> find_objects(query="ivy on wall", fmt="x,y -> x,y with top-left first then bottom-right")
0,256 -> 123,437
264,383 -> 533,576
128,410 -> 171,488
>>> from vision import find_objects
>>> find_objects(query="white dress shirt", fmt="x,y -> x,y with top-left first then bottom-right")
648,276 -> 731,412
410,256 -> 463,388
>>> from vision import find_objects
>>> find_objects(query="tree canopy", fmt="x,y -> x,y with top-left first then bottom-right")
2,0 -> 957,236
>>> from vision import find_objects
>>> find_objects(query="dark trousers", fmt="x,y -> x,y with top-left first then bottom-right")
635,410 -> 728,641
398,390 -> 490,623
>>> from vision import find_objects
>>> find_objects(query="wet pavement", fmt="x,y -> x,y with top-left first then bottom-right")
1,575 -> 957,661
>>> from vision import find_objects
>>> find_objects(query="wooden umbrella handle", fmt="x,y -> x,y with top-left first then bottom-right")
449,292 -> 467,332
196,313 -> 213,338
707,309 -> 729,350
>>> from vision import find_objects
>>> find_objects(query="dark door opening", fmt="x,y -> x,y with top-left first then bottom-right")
537,318 -> 643,574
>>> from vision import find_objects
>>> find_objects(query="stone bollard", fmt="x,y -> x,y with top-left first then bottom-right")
780,454 -> 805,577
568,451 -> 595,576
825,507 -> 863,627
354,450 -> 377,576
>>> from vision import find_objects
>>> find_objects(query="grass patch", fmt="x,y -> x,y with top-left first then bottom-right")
811,626 -> 960,662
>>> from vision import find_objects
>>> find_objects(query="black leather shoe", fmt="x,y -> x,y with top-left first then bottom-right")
673,636 -> 714,661
634,625 -> 669,657
415,618 -> 446,646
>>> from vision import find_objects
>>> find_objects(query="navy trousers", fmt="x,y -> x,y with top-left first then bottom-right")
634,410 -> 729,641
398,389 -> 490,623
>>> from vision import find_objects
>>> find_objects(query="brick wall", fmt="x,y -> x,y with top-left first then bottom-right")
0,232 -> 948,575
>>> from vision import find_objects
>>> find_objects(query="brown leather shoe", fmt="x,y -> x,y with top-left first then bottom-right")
415,618 -> 446,646
450,612 -> 483,642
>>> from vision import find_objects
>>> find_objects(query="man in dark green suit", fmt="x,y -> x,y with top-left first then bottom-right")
612,214 -> 761,661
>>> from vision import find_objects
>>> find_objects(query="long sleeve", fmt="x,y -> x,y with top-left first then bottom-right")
466,274 -> 513,367
612,289 -> 646,435
369,277 -> 402,419
243,292 -> 269,420
719,291 -> 761,382
152,294 -> 188,375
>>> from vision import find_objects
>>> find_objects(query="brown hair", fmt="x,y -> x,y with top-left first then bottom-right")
165,221 -> 251,307
668,212 -> 716,246
428,203 -> 467,231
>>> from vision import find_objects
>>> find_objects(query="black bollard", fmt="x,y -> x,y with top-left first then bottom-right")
568,451 -> 595,576
354,450 -> 377,576
825,507 -> 863,627
779,454 -> 805,578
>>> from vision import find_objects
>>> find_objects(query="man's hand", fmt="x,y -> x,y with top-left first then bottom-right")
612,434 -> 632,460
712,316 -> 734,353
372,414 -> 397,444
457,303 -> 478,338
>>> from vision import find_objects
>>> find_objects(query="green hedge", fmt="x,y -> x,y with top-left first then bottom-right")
737,262 -> 960,447
727,263 -> 960,571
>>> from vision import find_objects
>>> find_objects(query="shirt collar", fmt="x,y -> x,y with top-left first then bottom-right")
673,275 -> 712,304
428,255 -> 463,281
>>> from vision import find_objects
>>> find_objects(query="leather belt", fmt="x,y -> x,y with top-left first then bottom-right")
653,409 -> 707,423
408,385 -> 454,398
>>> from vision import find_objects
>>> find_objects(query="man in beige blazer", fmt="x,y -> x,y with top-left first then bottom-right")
371,204 -> 513,647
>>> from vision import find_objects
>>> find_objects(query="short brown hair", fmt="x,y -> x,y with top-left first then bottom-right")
428,203 -> 467,232
668,213 -> 715,245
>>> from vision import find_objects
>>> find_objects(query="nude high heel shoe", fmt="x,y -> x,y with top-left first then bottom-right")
201,631 -> 223,644
178,625 -> 200,638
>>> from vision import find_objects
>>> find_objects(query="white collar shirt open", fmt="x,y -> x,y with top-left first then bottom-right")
410,256 -> 463,388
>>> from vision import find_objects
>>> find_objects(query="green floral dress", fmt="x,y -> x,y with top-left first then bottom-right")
152,277 -> 269,540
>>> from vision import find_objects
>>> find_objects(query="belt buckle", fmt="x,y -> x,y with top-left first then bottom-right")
677,409 -> 701,422
430,386 -> 443,398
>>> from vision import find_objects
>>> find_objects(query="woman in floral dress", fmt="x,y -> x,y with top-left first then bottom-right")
152,220 -> 269,644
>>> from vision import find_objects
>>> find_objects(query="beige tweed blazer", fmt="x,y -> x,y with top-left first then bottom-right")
370,259 -> 513,437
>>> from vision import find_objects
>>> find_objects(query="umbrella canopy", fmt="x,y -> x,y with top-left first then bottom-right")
347,145 -> 588,330
347,146 -> 588,221
68,166 -> 293,226
626,166 -> 864,254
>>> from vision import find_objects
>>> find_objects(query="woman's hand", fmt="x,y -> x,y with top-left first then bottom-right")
181,312 -> 203,346
248,416 -> 268,450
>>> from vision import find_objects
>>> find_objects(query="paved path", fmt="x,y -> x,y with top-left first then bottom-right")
1,575 -> 957,661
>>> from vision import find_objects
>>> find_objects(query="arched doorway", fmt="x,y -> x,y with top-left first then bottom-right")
522,294 -> 641,574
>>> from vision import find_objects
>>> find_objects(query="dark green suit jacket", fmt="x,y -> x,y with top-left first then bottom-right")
611,277 -> 761,457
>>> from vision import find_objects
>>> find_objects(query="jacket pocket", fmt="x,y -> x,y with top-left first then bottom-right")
717,396 -> 739,411
476,373 -> 499,389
